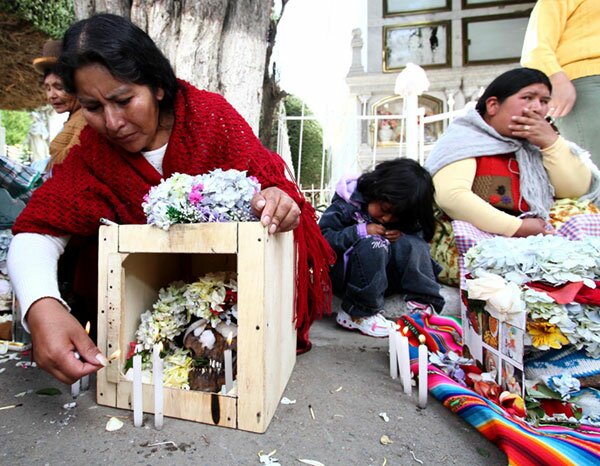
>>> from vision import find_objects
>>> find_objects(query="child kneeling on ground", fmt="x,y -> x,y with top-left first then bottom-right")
319,159 -> 445,337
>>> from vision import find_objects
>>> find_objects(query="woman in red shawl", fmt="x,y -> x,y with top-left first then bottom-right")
8,14 -> 334,384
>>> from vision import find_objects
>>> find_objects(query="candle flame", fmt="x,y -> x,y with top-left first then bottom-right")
402,326 -> 409,336
108,349 -> 121,361
418,334 -> 426,344
85,321 -> 91,335
157,341 -> 163,352
227,331 -> 233,346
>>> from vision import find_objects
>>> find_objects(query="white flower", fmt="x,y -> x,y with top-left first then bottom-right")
142,169 -> 260,229
466,271 -> 524,325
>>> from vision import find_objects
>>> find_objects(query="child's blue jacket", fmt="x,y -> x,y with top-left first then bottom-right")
318,174 -> 374,255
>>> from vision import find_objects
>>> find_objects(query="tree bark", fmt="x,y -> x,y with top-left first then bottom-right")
73,0 -> 272,133
258,0 -> 289,148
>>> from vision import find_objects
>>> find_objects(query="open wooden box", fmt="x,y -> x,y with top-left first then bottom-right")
96,223 -> 296,433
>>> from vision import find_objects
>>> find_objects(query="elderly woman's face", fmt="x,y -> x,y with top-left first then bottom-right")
484,83 -> 551,137
74,64 -> 169,153
44,73 -> 78,114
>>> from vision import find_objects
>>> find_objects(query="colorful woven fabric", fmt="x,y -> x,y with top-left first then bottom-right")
429,214 -> 461,287
404,312 -> 600,465
428,368 -> 600,466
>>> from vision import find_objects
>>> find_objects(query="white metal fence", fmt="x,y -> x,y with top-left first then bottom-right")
277,104 -> 467,210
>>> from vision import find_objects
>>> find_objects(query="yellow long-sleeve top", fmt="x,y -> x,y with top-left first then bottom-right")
521,0 -> 600,80
433,136 -> 592,236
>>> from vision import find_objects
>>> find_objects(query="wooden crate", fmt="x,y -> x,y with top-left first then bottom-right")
96,223 -> 296,433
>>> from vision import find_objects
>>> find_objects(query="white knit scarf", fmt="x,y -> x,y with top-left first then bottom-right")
425,108 -> 600,218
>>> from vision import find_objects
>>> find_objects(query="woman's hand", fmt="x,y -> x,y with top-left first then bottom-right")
251,187 -> 301,234
26,298 -> 107,384
513,218 -> 555,237
509,108 -> 558,149
548,71 -> 577,118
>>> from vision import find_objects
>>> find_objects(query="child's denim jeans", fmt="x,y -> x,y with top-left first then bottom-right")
330,233 -> 444,317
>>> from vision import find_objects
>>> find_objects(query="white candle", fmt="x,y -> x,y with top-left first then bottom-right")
71,351 -> 81,398
388,325 -> 398,379
399,327 -> 411,395
81,322 -> 91,391
70,378 -> 80,398
153,343 -> 164,430
132,353 -> 143,427
224,332 -> 234,393
418,334 -> 428,408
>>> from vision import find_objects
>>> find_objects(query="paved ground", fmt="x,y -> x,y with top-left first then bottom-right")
0,291 -> 507,466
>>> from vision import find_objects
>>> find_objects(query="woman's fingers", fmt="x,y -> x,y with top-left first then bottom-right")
509,112 -> 558,149
252,187 -> 300,234
27,298 -> 104,384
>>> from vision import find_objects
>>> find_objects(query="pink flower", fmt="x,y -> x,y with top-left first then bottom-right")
249,176 -> 260,191
188,183 -> 204,205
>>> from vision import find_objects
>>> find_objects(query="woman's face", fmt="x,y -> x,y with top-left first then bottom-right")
484,83 -> 551,137
74,64 -> 169,153
44,73 -> 79,114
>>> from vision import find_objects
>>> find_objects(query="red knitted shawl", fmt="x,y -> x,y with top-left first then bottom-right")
14,79 -> 334,353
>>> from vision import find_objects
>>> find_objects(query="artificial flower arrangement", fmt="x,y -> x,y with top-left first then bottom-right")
123,169 -> 262,392
124,272 -> 238,392
462,234 -> 600,426
142,169 -> 261,230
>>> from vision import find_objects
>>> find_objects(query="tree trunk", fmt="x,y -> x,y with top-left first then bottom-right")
74,0 -> 272,133
258,0 -> 289,149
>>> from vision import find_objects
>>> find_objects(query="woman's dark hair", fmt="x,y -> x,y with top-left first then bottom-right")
40,65 -> 61,86
58,13 -> 178,115
357,158 -> 436,241
475,67 -> 552,116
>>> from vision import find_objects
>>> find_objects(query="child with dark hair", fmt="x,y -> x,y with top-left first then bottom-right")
319,158 -> 445,337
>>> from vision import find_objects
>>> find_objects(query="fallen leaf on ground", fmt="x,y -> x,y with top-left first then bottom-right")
105,417 -> 124,432
410,450 -> 424,464
380,435 -> 393,445
36,387 -> 61,396
298,460 -> 325,466
258,449 -> 280,465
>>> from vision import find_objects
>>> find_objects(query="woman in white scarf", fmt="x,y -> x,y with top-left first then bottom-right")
426,67 -> 600,238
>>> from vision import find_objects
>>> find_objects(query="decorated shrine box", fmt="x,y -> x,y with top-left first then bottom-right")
96,223 -> 296,433
461,292 -> 527,400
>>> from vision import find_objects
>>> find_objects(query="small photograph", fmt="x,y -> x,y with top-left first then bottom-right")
502,322 -> 524,363
482,313 -> 499,349
483,347 -> 499,381
502,360 -> 524,396
466,307 -> 481,334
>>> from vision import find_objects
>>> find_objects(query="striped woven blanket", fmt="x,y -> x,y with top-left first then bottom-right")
405,313 -> 600,465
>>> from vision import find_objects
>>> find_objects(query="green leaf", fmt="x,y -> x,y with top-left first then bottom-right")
475,447 -> 490,458
36,387 -> 62,396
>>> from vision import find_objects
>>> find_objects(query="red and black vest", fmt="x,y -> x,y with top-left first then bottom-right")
472,154 -> 529,215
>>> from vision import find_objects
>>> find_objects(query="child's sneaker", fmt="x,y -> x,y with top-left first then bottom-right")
336,310 -> 393,338
406,300 -> 435,315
